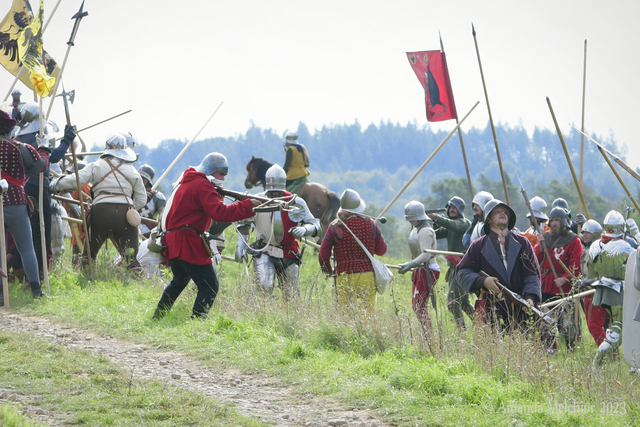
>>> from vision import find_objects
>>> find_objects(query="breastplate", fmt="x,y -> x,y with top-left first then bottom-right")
408,228 -> 422,259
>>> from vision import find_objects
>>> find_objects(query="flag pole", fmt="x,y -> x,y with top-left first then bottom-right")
152,101 -> 224,191
376,101 -> 480,220
440,32 -> 474,202
44,1 -> 88,122
546,97 -> 590,219
578,40 -> 587,215
2,0 -> 63,103
0,178 -> 8,307
472,23 -> 509,205
37,97 -> 49,292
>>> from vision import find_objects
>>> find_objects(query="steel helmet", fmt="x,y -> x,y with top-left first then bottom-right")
472,191 -> 493,210
339,189 -> 365,214
16,103 -> 59,136
102,133 -> 137,162
548,207 -> 570,228
138,164 -> 155,184
194,152 -> 229,176
582,219 -> 603,235
483,199 -> 516,233
526,196 -> 548,220
11,89 -> 21,96
284,131 -> 298,142
446,196 -> 466,214
603,210 -> 624,238
404,200 -> 427,221
120,131 -> 138,152
551,198 -> 570,212
265,164 -> 286,191
65,160 -> 87,174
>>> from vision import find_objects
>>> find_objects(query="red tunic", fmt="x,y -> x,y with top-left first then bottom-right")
163,168 -> 255,265
535,233 -> 582,295
0,137 -> 41,206
319,216 -> 387,275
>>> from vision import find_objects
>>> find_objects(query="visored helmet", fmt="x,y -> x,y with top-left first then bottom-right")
138,164 -> 155,184
339,189 -> 365,214
582,219 -> 603,235
102,133 -> 137,162
446,196 -> 465,215
472,191 -> 493,210
265,164 -> 286,191
483,199 -> 516,233
194,152 -> 229,176
404,200 -> 427,221
548,206 -> 570,228
603,210 -> 624,238
526,196 -> 548,220
16,102 -> 58,136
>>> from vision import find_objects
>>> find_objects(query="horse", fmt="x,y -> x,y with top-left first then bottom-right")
244,156 -> 341,239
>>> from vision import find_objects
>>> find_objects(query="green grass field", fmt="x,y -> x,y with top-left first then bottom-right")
1,232 -> 639,426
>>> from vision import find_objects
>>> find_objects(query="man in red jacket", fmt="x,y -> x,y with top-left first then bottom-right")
153,153 -> 260,319
535,206 -> 583,352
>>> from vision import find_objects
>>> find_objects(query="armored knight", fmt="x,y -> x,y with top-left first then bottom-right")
236,164 -> 320,298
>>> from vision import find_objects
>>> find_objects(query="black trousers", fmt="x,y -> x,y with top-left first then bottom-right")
156,259 -> 219,318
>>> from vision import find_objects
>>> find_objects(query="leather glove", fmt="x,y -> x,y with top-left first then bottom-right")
290,226 -> 308,238
576,213 -> 587,226
627,218 -> 639,235
63,124 -> 77,144
398,261 -> 417,274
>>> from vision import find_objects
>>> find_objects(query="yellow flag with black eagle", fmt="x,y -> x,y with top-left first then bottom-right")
0,0 -> 59,97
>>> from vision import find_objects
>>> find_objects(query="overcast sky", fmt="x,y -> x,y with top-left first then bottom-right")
3,0 -> 640,170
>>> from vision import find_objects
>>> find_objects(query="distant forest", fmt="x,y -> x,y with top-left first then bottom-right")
108,120 -> 638,257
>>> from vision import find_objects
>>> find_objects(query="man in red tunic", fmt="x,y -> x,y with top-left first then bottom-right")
535,206 -> 583,352
153,153 -> 260,319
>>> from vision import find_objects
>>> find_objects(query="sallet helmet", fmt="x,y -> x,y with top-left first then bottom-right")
265,164 -> 287,191
548,206 -> 570,228
284,131 -> 298,142
472,191 -> 493,210
526,196 -> 548,220
138,164 -> 155,184
102,133 -> 137,162
11,89 -> 21,96
446,196 -> 466,215
404,200 -> 427,222
194,152 -> 229,176
551,197 -> 570,212
120,131 -> 138,152
582,219 -> 603,235
603,210 -> 624,238
339,189 -> 365,214
65,160 -> 87,174
483,199 -> 516,233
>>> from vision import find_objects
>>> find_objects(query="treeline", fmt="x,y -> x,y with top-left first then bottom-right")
117,120 -> 639,258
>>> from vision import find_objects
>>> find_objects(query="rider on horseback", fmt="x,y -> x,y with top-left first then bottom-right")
283,131 -> 310,195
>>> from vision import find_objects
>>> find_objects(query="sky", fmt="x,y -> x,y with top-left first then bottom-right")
3,0 -> 640,169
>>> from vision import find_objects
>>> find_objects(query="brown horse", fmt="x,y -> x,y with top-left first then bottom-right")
244,156 -> 340,239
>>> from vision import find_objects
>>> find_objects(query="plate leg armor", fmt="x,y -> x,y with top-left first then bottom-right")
254,254 -> 276,295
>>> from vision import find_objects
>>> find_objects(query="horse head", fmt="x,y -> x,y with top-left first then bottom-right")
245,156 -> 269,189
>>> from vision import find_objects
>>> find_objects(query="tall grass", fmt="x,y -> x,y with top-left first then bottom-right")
7,232 -> 639,426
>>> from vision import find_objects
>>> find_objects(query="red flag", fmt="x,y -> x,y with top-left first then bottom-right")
407,50 -> 457,122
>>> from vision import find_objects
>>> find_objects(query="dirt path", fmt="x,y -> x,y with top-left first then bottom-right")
0,309 -> 389,427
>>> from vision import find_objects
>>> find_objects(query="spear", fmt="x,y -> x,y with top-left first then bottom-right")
578,40 -> 588,215
376,101 -> 480,220
572,124 -> 640,184
440,32 -> 474,201
472,23 -> 509,204
571,125 -> 640,214
44,1 -> 88,122
546,97 -> 590,219
56,110 -> 132,142
152,101 -> 224,191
